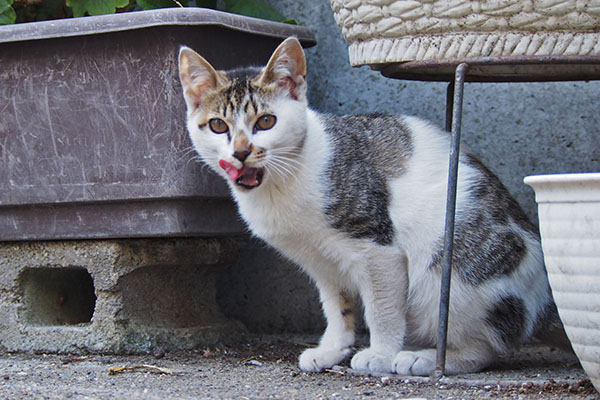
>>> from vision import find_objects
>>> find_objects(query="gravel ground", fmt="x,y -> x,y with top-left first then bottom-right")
0,336 -> 597,399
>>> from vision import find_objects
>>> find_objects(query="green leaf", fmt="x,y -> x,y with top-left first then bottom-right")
136,0 -> 189,9
0,0 -> 12,11
0,8 -> 15,25
0,0 -> 15,25
224,0 -> 285,22
66,0 -> 130,17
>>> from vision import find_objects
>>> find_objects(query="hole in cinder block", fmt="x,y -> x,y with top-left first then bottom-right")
20,268 -> 96,326
119,265 -> 223,328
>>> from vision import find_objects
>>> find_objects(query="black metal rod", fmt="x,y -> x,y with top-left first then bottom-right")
445,82 -> 455,132
434,62 -> 469,379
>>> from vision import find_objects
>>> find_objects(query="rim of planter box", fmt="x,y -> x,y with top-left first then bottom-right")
0,7 -> 316,46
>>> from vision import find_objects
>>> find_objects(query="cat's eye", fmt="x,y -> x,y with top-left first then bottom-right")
209,118 -> 228,134
255,115 -> 276,131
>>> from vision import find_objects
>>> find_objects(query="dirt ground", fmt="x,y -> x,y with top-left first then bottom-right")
0,336 -> 597,399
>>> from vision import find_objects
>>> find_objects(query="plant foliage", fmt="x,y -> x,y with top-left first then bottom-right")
0,0 -> 16,25
65,0 -> 129,17
0,0 -> 292,25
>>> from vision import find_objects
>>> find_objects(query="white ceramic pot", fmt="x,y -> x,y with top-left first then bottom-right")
524,173 -> 600,392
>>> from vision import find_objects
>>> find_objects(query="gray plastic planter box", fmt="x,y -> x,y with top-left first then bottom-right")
0,8 -> 315,241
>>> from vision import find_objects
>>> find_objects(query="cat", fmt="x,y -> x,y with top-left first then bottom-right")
178,37 -> 562,376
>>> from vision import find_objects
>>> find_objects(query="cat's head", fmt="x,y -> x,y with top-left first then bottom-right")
178,37 -> 308,192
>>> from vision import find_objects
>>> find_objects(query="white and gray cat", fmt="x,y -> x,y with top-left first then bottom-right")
178,37 -> 561,375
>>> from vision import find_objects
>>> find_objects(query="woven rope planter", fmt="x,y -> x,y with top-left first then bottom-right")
330,0 -> 600,67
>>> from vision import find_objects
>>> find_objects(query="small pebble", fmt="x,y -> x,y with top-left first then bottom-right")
153,347 -> 165,359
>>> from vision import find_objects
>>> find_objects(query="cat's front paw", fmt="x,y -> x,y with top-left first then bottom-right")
392,350 -> 436,376
299,346 -> 351,373
350,348 -> 394,373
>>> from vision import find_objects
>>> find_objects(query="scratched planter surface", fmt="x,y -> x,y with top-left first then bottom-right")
0,8 -> 315,240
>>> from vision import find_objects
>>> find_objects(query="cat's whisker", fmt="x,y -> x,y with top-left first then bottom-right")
267,156 -> 303,183
269,154 -> 304,168
176,146 -> 201,162
266,166 -> 286,182
270,163 -> 298,180
269,154 -> 302,168
179,146 -> 213,169
265,167 -> 286,183
198,164 -> 211,175
269,151 -> 303,165
271,145 -> 299,151
265,159 -> 290,181
184,156 -> 200,168
267,156 -> 301,177
195,155 -> 219,173
270,149 -> 303,159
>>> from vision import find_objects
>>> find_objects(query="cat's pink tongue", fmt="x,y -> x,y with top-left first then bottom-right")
219,159 -> 246,181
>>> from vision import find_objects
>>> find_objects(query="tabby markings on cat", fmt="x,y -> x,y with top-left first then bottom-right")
178,37 -> 563,375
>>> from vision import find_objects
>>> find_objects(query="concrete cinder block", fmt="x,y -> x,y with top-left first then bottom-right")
0,238 -> 245,354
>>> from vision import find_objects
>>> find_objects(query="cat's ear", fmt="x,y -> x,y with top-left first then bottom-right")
259,37 -> 307,101
179,46 -> 219,111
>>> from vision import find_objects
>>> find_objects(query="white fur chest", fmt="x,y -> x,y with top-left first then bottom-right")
235,176 -> 325,242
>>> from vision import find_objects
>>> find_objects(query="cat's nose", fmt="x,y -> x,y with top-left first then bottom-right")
233,150 -> 251,162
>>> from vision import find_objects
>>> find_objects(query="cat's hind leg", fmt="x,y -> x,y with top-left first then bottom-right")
299,285 -> 357,372
392,342 -> 496,376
